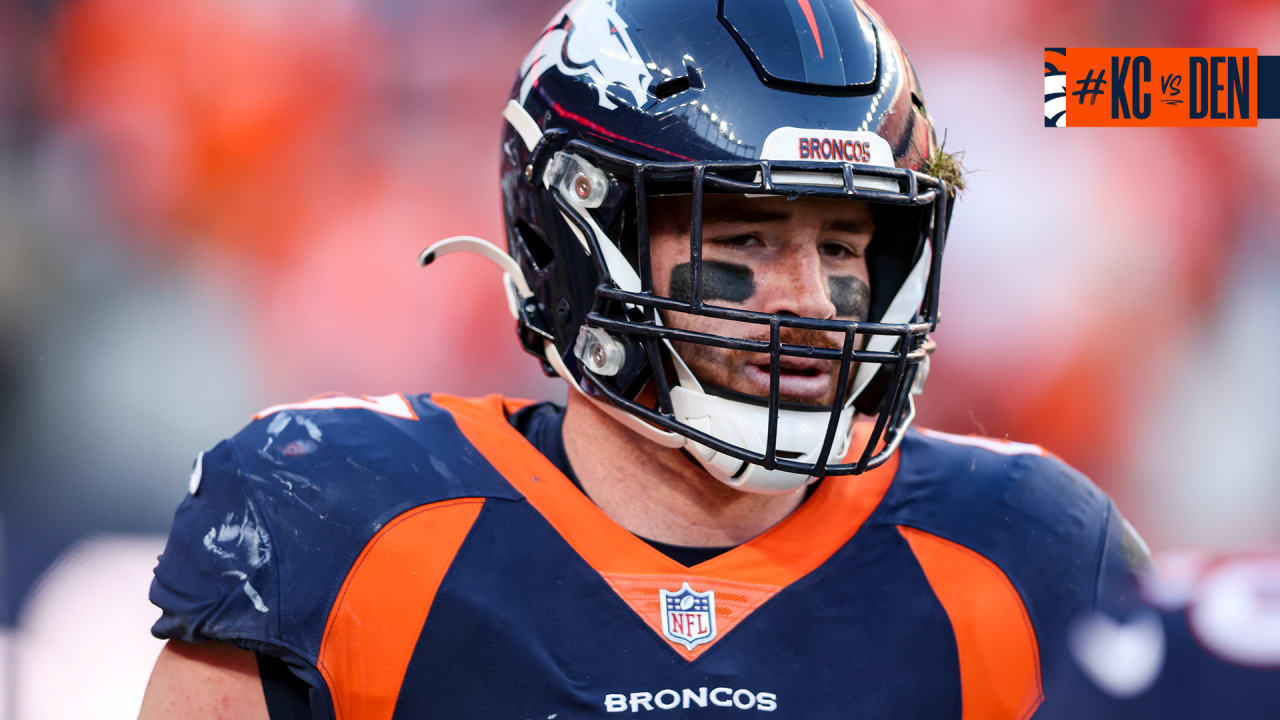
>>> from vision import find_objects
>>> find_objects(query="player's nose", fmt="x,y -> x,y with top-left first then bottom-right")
755,244 -> 838,320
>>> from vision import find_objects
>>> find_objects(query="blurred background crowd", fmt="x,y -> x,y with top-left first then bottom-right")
0,0 -> 1277,716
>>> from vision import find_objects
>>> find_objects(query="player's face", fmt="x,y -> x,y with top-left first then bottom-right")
649,194 -> 874,407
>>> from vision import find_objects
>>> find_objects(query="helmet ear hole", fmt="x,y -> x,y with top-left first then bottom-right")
514,221 -> 556,271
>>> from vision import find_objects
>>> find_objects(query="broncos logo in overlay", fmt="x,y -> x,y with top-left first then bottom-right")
519,0 -> 653,111
1045,48 -> 1067,127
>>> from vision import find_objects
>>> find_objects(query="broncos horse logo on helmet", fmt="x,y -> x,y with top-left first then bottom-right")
518,0 -> 653,110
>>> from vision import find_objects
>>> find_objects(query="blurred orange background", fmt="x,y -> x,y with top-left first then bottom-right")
0,0 -> 1277,716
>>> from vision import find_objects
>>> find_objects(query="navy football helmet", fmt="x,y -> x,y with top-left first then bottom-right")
423,0 -> 953,492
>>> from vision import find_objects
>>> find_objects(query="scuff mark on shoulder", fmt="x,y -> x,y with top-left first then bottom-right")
270,468 -> 318,493
202,503 -> 272,569
239,469 -> 328,523
428,454 -> 459,482
295,415 -> 323,442
222,569 -> 270,613
262,413 -> 290,454
201,499 -> 274,613
261,411 -> 324,456
344,456 -> 384,482
266,413 -> 292,437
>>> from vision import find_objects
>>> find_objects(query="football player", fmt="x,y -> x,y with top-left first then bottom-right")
1037,550 -> 1280,719
140,1 -> 1150,718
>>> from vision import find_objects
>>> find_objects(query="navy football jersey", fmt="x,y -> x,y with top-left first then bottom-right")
1037,551 -> 1280,719
150,393 -> 1147,718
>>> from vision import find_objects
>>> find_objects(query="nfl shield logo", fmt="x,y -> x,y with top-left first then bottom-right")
660,582 -> 717,650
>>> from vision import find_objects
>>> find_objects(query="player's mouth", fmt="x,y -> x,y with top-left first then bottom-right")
742,359 -> 834,403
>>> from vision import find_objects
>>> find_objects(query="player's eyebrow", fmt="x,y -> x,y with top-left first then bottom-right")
706,208 -> 791,225
824,218 -> 874,234
703,210 -> 872,234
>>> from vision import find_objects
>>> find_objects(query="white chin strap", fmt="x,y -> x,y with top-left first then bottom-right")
667,378 -> 857,494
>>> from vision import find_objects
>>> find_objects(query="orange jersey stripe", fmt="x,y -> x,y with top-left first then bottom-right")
318,498 -> 485,720
898,526 -> 1043,720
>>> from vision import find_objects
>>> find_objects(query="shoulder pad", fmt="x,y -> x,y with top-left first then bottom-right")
150,393 -> 524,664
887,427 -> 1105,537
881,427 -> 1148,692
226,392 -> 522,511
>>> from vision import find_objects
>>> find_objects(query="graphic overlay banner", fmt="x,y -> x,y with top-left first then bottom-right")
1045,48 -> 1280,127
